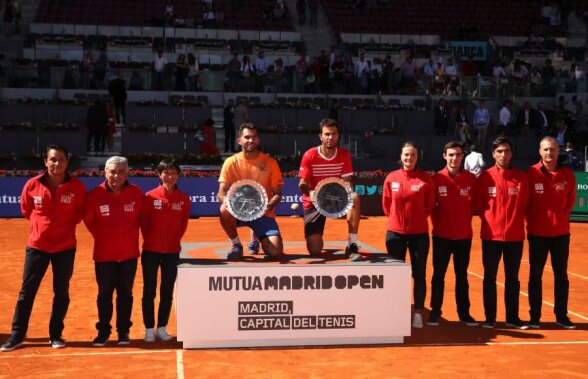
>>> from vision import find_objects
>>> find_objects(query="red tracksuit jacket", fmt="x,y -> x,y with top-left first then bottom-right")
526,162 -> 576,237
476,166 -> 529,241
382,169 -> 435,234
141,185 -> 191,253
432,168 -> 478,240
21,172 -> 86,253
84,181 -> 143,262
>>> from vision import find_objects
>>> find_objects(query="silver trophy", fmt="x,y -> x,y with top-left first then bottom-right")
224,179 -> 269,222
312,177 -> 354,218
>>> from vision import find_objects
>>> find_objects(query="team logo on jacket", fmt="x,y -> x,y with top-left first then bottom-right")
438,186 -> 448,196
508,187 -> 519,196
460,187 -> 470,196
410,184 -> 423,192
61,193 -> 74,204
488,187 -> 496,197
391,182 -> 400,192
124,201 -> 135,212
153,199 -> 163,210
33,196 -> 43,208
99,205 -> 110,216
172,201 -> 184,211
534,183 -> 544,194
555,182 -> 566,191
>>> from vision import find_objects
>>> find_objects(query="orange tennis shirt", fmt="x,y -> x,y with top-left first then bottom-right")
219,151 -> 283,217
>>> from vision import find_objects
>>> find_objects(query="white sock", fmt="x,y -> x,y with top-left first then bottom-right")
348,233 -> 358,245
230,237 -> 241,245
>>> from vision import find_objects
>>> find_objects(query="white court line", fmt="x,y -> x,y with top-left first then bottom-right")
467,270 -> 588,321
1,340 -> 588,360
520,260 -> 588,281
176,350 -> 185,379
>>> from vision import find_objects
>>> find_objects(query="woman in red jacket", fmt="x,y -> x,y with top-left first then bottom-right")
140,158 -> 190,342
84,156 -> 143,346
382,141 -> 435,328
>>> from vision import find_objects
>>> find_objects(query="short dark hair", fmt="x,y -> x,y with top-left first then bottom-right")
157,157 -> 181,175
45,144 -> 69,160
319,118 -> 339,132
491,136 -> 513,152
239,123 -> 258,136
443,141 -> 463,154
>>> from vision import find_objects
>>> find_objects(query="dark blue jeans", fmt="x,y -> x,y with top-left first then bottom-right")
95,259 -> 137,335
430,237 -> 473,318
141,251 -> 179,329
528,234 -> 570,321
385,231 -> 429,310
9,247 -> 75,340
482,240 -> 523,323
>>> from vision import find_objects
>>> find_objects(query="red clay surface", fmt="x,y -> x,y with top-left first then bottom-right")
0,217 -> 587,378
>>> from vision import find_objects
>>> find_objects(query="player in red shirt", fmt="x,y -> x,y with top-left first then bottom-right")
527,137 -> 576,329
476,137 -> 530,329
298,118 -> 362,261
428,141 -> 479,327
1,145 -> 86,352
140,158 -> 190,342
84,156 -> 143,346
382,141 -> 435,328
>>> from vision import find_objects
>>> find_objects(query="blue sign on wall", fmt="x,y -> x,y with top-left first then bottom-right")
448,41 -> 488,61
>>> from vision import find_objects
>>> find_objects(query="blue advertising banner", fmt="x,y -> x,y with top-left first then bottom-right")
0,177 -> 304,218
448,41 -> 488,61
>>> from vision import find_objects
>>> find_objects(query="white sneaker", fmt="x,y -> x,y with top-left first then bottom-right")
156,326 -> 173,341
412,312 -> 423,328
144,328 -> 155,342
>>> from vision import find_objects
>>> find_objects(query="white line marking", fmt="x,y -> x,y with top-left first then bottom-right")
0,349 -> 176,359
467,270 -> 588,321
406,341 -> 588,347
176,350 -> 185,379
520,260 -> 588,280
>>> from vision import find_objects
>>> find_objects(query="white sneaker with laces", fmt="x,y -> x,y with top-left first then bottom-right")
412,312 -> 423,328
144,328 -> 155,342
156,326 -> 173,341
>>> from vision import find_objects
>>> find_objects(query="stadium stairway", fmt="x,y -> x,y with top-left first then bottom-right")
283,0 -> 335,58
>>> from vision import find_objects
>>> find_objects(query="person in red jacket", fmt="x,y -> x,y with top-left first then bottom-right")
1,145 -> 86,352
382,141 -> 435,328
140,158 -> 190,342
476,136 -> 530,329
84,156 -> 143,346
428,141 -> 479,327
527,137 -> 576,329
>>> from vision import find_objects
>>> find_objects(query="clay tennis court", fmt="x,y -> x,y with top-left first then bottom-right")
0,216 -> 586,378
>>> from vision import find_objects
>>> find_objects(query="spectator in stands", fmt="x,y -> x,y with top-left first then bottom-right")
308,0 -> 318,28
187,53 -> 200,91
152,50 -> 167,91
174,53 -> 187,91
240,55 -> 254,92
455,106 -> 471,144
306,56 -> 320,94
128,70 -> 144,91
434,98 -> 450,136
461,56 -> 477,95
574,64 -> 586,92
382,55 -> 394,94
563,142 -> 583,170
198,119 -> 219,156
87,100 -> 108,154
62,68 -> 76,89
93,49 -> 108,89
226,53 -> 241,92
473,100 -> 490,150
444,58 -> 459,95
273,57 -> 285,92
296,0 -> 306,25
105,102 -> 116,151
537,102 -> 552,136
517,101 -> 541,136
318,50 -> 330,93
79,51 -> 94,89
164,1 -> 174,26
493,61 -> 507,79
542,58 -> 556,96
370,57 -> 383,94
401,56 -> 418,93
254,50 -> 269,92
554,120 -> 573,148
498,100 -> 512,136
331,55 -> 345,94
108,72 -> 127,125
224,99 -> 235,153
12,0 -> 20,34
3,0 -> 14,36
294,54 -> 308,93
422,58 -> 435,92
202,6 -> 216,28
355,52 -> 370,94
233,98 -> 249,150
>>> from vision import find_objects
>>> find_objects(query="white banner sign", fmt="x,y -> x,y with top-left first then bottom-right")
177,262 -> 411,348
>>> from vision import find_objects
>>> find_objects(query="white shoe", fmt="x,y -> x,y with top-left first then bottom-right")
156,326 -> 173,341
144,328 -> 155,342
412,312 -> 423,328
